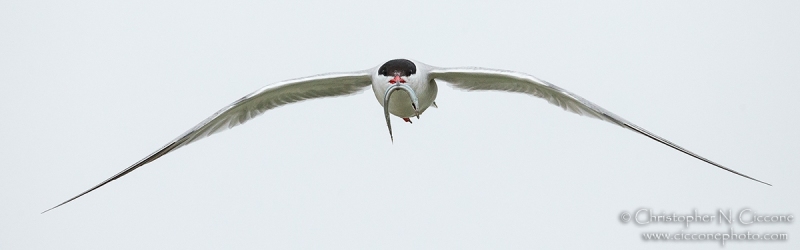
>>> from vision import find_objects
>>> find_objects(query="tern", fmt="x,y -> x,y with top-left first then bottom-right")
43,59 -> 770,213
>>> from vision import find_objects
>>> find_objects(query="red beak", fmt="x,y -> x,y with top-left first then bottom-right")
389,75 -> 405,84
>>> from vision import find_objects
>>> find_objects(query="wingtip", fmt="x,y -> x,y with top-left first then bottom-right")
718,166 -> 772,186
41,198 -> 76,214
717,167 -> 772,186
41,205 -> 61,214
752,178 -> 772,186
621,124 -> 772,187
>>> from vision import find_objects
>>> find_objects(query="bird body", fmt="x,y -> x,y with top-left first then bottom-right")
372,59 -> 437,119
43,58 -> 770,213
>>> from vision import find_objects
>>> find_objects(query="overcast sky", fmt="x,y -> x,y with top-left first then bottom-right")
1,1 -> 798,249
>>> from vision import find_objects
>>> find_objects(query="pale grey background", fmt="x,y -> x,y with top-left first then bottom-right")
1,0 -> 798,249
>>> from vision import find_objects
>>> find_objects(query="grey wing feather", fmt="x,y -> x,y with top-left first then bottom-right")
429,67 -> 770,186
430,67 -> 628,126
43,71 -> 373,213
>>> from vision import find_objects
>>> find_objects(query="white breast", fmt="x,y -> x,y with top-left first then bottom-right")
371,70 -> 438,118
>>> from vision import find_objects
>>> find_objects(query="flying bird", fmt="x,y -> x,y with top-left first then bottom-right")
43,59 -> 770,213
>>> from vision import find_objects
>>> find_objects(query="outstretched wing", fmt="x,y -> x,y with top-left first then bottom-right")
430,67 -> 770,186
44,71 -> 373,213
